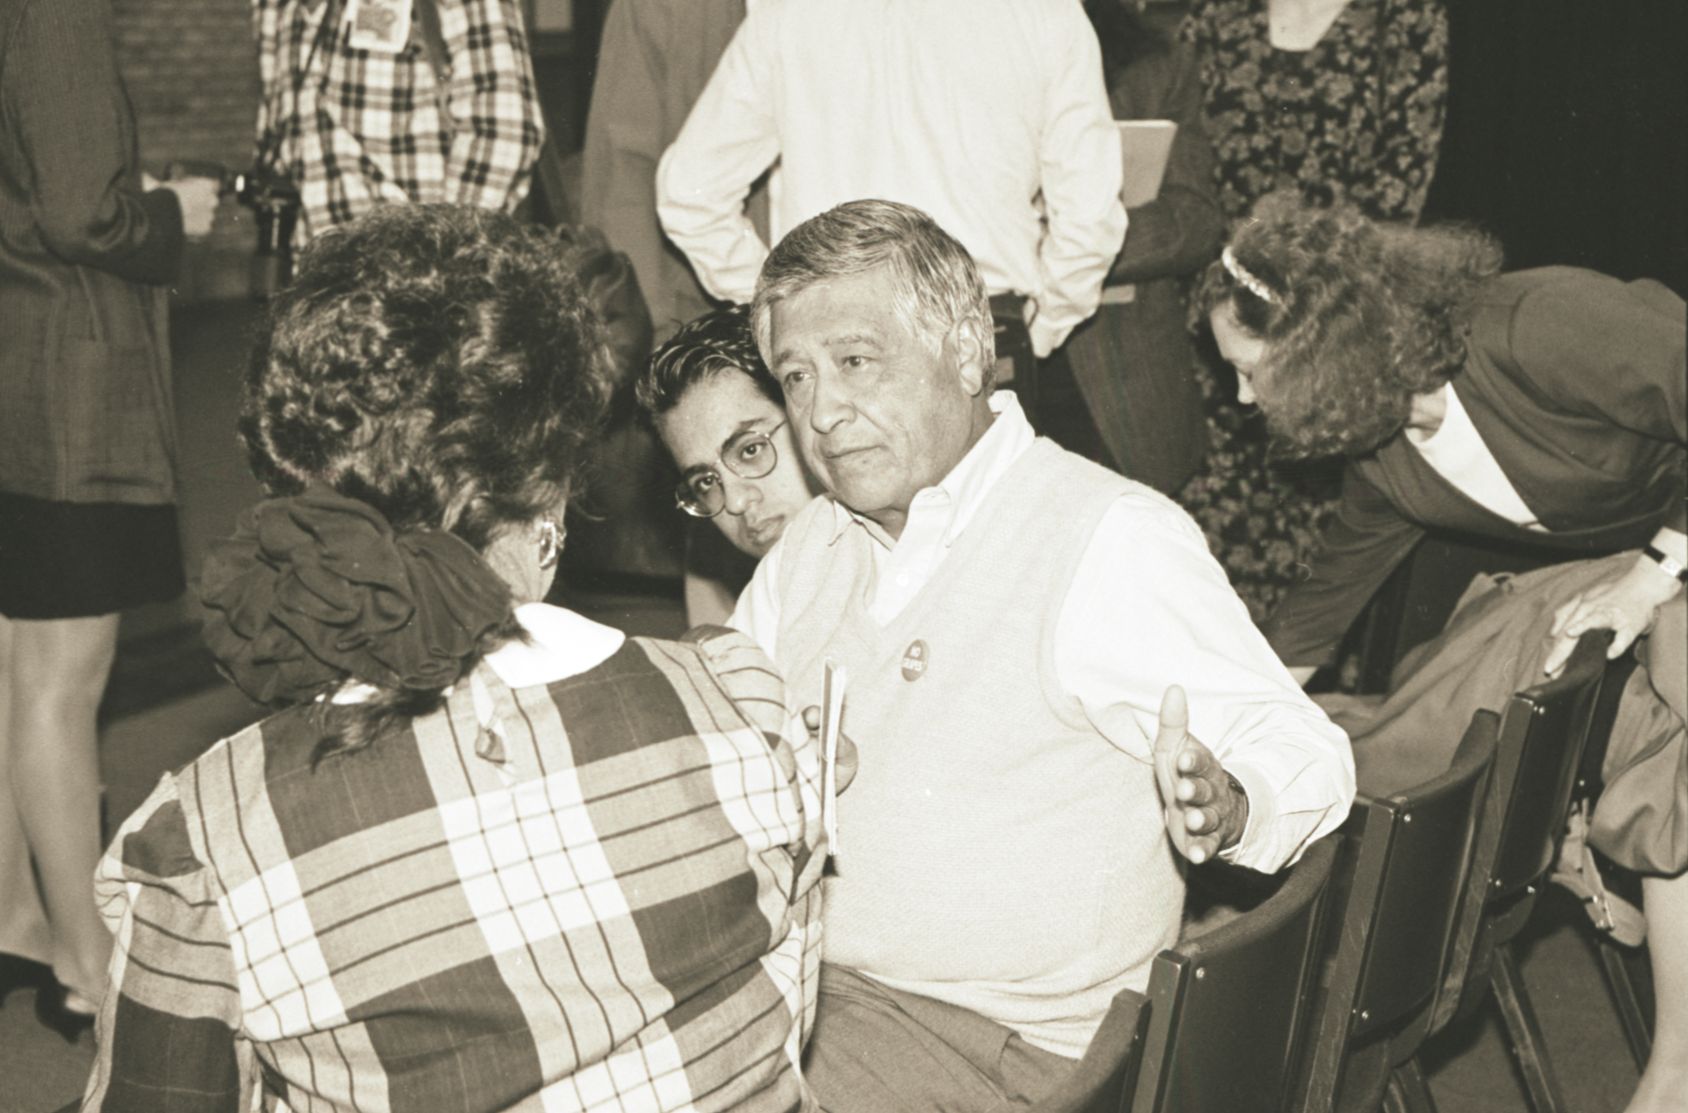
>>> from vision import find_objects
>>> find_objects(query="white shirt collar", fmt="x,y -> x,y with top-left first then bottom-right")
330,602 -> 627,704
485,602 -> 628,687
1403,381 -> 1542,530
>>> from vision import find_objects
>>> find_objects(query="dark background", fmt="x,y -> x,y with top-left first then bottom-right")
1423,0 -> 1687,294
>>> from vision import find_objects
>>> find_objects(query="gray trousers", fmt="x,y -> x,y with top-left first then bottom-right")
803,964 -> 1082,1113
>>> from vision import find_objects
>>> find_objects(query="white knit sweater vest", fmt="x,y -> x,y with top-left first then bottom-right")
773,438 -> 1182,1058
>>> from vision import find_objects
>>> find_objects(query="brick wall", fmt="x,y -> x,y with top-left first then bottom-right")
105,1 -> 592,300
115,0 -> 256,171
113,0 -> 260,300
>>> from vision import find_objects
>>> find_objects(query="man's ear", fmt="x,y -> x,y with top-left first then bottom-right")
952,318 -> 989,396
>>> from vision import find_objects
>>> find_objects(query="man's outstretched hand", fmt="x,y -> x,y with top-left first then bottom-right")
1152,685 -> 1249,865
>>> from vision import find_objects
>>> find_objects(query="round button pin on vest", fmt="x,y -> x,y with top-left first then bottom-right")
901,639 -> 929,681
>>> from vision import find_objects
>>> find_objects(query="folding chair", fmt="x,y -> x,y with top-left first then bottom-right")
1432,630 -> 1611,1113
1029,837 -> 1339,1113
1566,648 -> 1653,1068
1026,987 -> 1151,1113
1295,712 -> 1498,1113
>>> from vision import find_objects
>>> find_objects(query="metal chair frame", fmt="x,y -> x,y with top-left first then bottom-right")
1568,648 -> 1653,1068
1432,631 -> 1611,1113
1296,712 -> 1499,1113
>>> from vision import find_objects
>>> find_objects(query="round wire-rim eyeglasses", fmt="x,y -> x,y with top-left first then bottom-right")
674,421 -> 787,519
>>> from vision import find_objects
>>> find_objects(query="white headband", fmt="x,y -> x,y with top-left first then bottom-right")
1221,246 -> 1277,304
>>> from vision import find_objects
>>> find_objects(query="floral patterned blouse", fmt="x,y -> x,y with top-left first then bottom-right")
1180,0 -> 1449,222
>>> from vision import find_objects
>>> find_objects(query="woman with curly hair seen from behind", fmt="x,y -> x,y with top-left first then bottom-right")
78,205 -> 836,1113
1202,193 -> 1685,1113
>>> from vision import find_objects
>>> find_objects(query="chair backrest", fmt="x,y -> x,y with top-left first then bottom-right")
1432,630 -> 1609,1029
1129,837 -> 1340,1113
1488,631 -> 1610,898
1574,647 -> 1641,805
1026,990 -> 1151,1113
1295,713 -> 1498,1113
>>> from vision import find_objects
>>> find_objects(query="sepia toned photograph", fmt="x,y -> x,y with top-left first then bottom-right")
0,1 -> 1682,1110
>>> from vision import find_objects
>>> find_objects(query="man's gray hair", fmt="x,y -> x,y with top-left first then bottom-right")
751,199 -> 997,380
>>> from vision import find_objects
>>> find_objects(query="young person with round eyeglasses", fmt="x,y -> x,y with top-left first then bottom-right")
638,304 -> 822,623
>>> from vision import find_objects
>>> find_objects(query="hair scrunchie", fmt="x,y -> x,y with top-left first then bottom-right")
199,488 -> 514,706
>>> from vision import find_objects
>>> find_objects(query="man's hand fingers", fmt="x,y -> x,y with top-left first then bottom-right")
1185,834 -> 1220,865
1155,685 -> 1231,866
1176,775 -> 1215,806
1154,686 -> 1189,798
1176,745 -> 1204,775
1156,686 -> 1190,752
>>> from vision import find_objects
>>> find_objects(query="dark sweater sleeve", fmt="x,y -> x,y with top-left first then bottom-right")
1264,465 -> 1426,669
7,0 -> 183,285
1106,44 -> 1225,285
1503,273 -> 1688,532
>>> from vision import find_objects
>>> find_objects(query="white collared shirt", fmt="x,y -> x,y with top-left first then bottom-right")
734,392 -> 1355,872
1406,382 -> 1546,530
655,0 -> 1127,358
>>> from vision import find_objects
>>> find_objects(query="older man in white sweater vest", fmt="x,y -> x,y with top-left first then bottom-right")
730,200 -> 1354,1112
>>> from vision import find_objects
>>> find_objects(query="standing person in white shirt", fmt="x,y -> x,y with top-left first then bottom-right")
655,0 -> 1127,364
731,199 -> 1354,1111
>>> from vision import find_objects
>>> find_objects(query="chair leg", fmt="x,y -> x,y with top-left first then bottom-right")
1596,936 -> 1653,1069
1386,1058 -> 1438,1113
1489,942 -> 1569,1113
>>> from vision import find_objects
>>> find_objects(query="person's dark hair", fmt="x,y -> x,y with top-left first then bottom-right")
636,304 -> 781,419
238,204 -> 608,758
1084,0 -> 1167,87
1192,192 -> 1504,458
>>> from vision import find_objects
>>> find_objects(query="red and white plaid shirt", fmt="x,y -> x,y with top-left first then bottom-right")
253,0 -> 546,241
80,614 -> 827,1112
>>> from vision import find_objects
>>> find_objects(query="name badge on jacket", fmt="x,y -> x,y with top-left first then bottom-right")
346,0 -> 413,52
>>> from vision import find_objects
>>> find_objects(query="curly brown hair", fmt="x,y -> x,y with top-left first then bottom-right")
238,205 -> 609,758
242,204 -> 608,550
1192,192 -> 1504,458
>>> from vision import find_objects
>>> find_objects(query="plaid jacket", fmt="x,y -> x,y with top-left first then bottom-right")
253,0 -> 545,241
81,624 -> 826,1112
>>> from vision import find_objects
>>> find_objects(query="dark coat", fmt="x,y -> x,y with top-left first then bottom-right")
1266,267 -> 1687,667
0,0 -> 183,504
1060,41 -> 1224,494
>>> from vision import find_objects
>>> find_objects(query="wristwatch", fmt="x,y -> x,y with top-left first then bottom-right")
1643,544 -> 1688,584
1220,770 -> 1250,851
